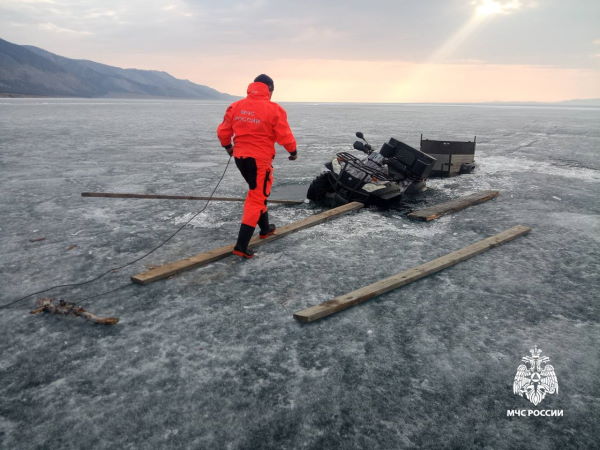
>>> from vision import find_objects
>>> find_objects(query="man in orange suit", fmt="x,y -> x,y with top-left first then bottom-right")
217,74 -> 298,258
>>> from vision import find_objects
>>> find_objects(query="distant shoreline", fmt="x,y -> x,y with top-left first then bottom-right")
0,93 -> 232,101
0,93 -> 50,98
2,94 -> 599,108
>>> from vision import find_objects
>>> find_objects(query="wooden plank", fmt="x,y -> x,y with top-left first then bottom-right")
81,192 -> 303,205
131,201 -> 365,285
407,190 -> 500,221
293,225 -> 531,322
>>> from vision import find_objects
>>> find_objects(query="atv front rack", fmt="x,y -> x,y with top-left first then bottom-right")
330,152 -> 394,204
336,152 -> 393,183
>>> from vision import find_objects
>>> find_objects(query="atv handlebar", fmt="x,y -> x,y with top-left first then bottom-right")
353,141 -> 372,154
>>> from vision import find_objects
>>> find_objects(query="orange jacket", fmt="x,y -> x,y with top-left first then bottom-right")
217,82 -> 297,161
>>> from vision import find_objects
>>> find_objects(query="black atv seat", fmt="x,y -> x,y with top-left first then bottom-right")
380,138 -> 436,179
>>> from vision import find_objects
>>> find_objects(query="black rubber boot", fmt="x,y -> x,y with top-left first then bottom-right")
258,211 -> 276,239
233,224 -> 255,258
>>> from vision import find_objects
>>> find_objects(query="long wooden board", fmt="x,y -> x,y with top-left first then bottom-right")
293,225 -> 531,322
82,192 -> 302,205
131,201 -> 365,285
407,190 -> 500,221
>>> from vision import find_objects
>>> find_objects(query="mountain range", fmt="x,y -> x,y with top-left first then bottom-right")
0,38 -> 237,100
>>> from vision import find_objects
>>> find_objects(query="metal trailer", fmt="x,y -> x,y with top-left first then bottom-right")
420,135 -> 476,177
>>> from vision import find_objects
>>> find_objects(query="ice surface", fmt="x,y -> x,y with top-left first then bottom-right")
1,99 -> 599,448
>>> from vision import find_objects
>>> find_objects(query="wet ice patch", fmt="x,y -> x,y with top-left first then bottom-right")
0,416 -> 17,435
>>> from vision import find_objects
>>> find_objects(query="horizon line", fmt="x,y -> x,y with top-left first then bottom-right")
1,94 -> 599,107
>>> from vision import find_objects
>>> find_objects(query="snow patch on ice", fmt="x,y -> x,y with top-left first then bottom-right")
171,211 -> 228,228
547,212 -> 600,240
81,207 -> 114,221
479,155 -> 600,182
173,162 -> 218,169
242,304 -> 266,309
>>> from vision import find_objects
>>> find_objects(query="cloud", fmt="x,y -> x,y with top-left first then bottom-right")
38,22 -> 92,35
7,0 -> 56,3
1,0 -> 598,82
84,10 -> 117,19
291,26 -> 346,43
160,1 -> 195,17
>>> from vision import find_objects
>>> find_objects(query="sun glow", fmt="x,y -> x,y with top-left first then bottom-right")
393,1 -> 526,101
474,0 -> 522,18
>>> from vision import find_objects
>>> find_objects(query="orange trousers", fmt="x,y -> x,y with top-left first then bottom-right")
234,157 -> 273,227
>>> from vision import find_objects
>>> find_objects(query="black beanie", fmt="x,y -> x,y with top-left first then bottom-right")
254,74 -> 274,91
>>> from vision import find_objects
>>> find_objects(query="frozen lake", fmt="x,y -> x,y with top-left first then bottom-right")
1,99 -> 599,448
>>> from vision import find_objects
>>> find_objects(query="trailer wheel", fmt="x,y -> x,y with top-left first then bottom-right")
307,173 -> 334,202
460,163 -> 476,174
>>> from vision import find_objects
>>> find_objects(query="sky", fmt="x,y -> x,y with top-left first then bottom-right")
1,0 -> 599,102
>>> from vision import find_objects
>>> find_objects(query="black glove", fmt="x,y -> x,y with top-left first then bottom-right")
288,150 -> 298,161
223,144 -> 233,157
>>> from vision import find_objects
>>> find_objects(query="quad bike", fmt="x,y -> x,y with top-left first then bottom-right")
307,132 -> 436,207
307,132 -> 477,207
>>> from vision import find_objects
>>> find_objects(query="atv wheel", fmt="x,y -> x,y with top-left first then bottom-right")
307,172 -> 334,202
